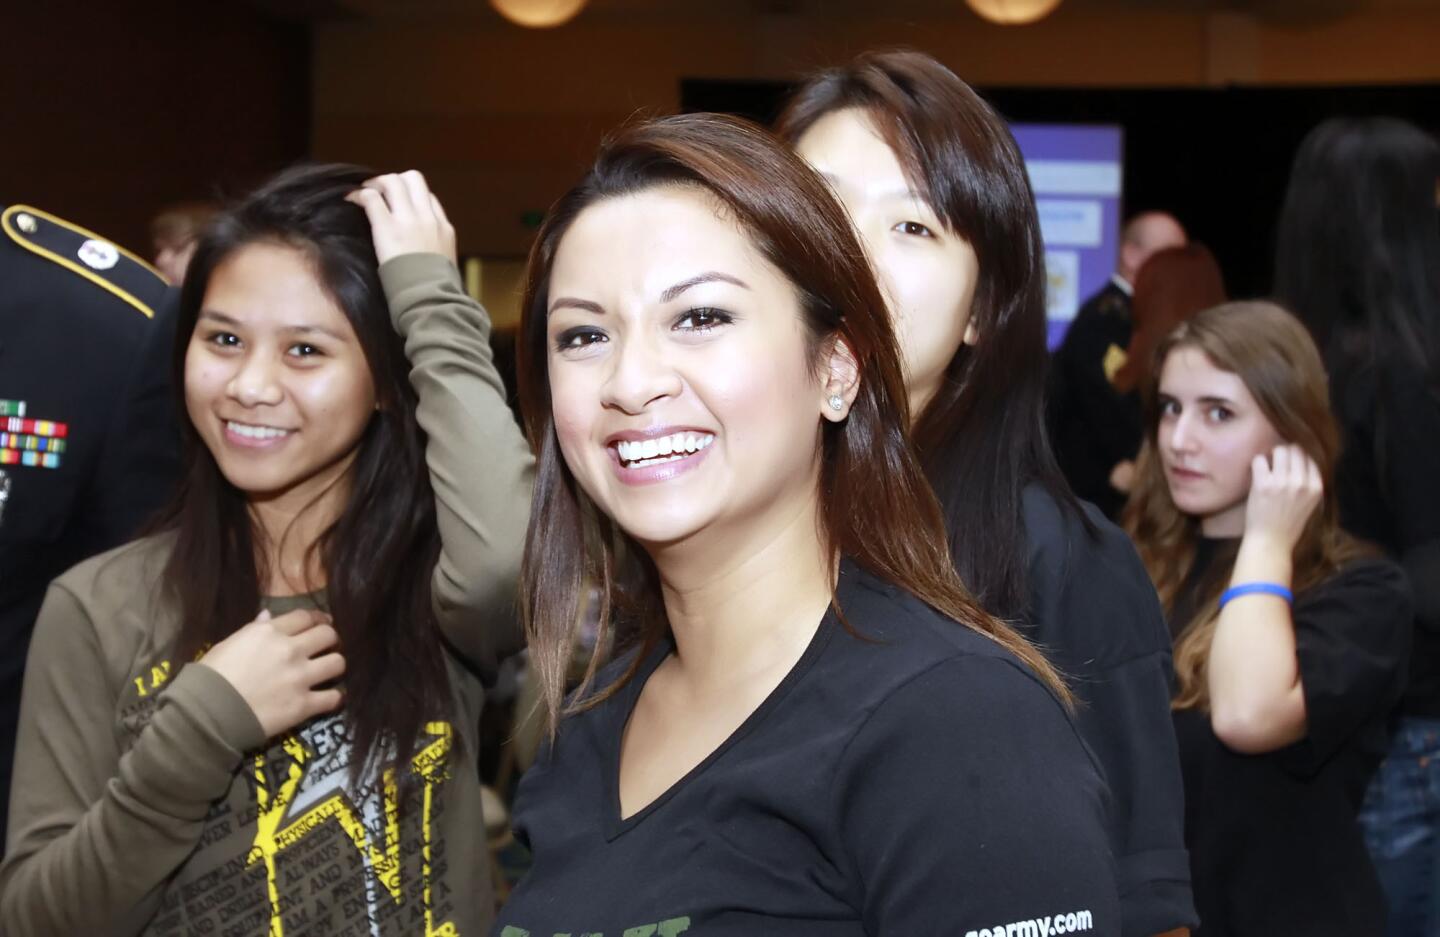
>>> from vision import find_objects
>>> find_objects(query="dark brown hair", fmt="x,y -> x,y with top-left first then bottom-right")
1112,243 -> 1227,393
1122,301 -> 1365,709
160,164 -> 451,779
1274,117 -> 1440,384
516,113 -> 1069,732
776,49 -> 1084,621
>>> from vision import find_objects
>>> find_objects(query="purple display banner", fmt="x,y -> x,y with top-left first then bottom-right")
1010,124 -> 1124,349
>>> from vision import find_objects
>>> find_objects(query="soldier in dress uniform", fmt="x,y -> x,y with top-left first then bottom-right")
0,205 -> 180,851
1049,211 -> 1186,518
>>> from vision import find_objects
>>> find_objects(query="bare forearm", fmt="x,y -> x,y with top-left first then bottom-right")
1207,534 -> 1306,752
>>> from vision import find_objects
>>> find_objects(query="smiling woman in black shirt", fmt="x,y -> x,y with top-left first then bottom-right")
1125,302 -> 1412,936
494,113 -> 1119,936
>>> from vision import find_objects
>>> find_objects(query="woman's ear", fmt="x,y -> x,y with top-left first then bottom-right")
820,335 -> 862,422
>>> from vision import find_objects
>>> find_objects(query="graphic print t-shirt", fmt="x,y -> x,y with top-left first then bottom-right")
130,678 -> 474,937
495,562 -> 1121,937
1,536 -> 491,937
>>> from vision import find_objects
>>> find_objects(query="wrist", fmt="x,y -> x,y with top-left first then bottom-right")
1234,534 -> 1293,585
1220,581 -> 1294,610
1239,527 -> 1295,559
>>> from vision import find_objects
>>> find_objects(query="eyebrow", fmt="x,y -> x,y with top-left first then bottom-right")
659,272 -> 749,302
1160,392 -> 1238,407
198,310 -> 348,341
548,272 -> 750,317
547,296 -> 604,316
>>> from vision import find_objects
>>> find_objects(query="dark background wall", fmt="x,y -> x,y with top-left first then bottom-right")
4,1 -> 1437,304
0,0 -> 310,260
682,79 -> 1440,299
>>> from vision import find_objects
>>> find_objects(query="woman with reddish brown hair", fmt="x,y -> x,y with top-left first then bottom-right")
494,112 -> 1119,935
1113,244 -> 1228,396
1124,301 -> 1411,936
777,49 -> 1194,937
1104,243 -> 1228,496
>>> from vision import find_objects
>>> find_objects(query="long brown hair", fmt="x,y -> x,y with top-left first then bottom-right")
160,164 -> 451,779
1122,301 -> 1365,710
516,113 -> 1069,733
1112,243 -> 1227,393
775,49 -> 1085,622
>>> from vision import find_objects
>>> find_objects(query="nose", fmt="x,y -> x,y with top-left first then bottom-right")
227,349 -> 284,409
600,331 -> 683,415
1166,410 -> 1198,456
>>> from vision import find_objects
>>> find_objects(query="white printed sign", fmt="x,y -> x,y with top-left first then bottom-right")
1025,160 -> 1122,197
1037,199 -> 1103,248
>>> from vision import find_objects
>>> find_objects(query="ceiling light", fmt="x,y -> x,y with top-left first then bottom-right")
491,0 -> 589,29
965,0 -> 1064,26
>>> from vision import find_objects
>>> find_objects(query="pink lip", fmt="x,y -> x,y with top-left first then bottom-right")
221,419 -> 295,450
1167,464 -> 1206,482
605,426 -> 716,487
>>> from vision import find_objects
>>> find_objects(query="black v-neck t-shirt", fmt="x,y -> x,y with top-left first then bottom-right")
494,563 -> 1121,936
1170,541 -> 1412,936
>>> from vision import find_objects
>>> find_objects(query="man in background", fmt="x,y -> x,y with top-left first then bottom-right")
1050,211 -> 1187,517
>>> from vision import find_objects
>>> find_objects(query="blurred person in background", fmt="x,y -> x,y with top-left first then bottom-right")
150,201 -> 217,286
779,50 -> 1196,937
1100,244 -> 1229,511
1274,115 -> 1440,937
1052,212 -> 1187,517
1125,301 -> 1411,937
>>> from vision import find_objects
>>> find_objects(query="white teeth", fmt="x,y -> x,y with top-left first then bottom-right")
616,432 -> 715,466
227,420 -> 291,440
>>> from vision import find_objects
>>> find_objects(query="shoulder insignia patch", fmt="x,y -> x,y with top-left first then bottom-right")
2,205 -> 164,319
1103,343 -> 1129,385
1097,291 -> 1129,319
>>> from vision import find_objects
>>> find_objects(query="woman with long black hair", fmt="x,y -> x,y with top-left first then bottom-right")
1274,116 -> 1440,936
777,50 -> 1195,937
0,165 -> 533,934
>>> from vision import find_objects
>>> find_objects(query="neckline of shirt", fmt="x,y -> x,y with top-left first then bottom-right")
600,581 -> 847,841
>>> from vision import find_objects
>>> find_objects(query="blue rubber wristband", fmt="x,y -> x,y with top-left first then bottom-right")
1219,582 -> 1294,610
